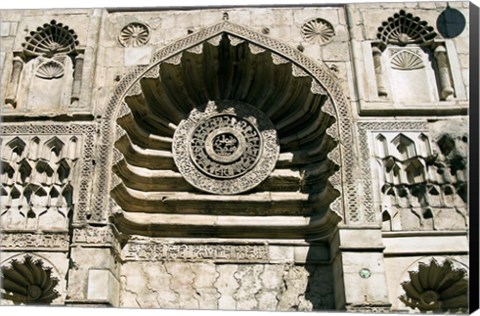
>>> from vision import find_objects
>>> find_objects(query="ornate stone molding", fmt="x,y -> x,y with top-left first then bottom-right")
72,226 -> 116,246
0,233 -> 69,251
122,241 -> 269,262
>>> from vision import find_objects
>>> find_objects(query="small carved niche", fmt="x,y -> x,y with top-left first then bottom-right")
371,10 -> 456,103
3,20 -> 84,112
371,131 -> 467,232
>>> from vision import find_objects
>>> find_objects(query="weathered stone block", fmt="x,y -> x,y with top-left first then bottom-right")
124,46 -> 152,66
87,269 -> 119,306
1,22 -> 10,37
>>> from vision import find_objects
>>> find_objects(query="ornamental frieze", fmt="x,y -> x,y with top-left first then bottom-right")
123,241 -> 269,262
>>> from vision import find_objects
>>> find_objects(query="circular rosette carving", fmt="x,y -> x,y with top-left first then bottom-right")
0,255 -> 60,304
173,100 -> 279,194
399,259 -> 468,313
118,22 -> 150,47
301,18 -> 335,45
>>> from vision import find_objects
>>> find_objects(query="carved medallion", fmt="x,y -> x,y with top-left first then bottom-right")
173,100 -> 279,194
118,22 -> 150,47
301,18 -> 335,45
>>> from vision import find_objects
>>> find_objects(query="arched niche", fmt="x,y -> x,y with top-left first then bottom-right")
0,253 -> 65,305
94,20 -> 357,240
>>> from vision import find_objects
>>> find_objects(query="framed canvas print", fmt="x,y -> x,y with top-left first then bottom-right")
1,0 -> 478,315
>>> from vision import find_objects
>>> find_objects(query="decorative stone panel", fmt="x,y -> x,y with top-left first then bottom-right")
365,129 -> 467,231
357,9 -> 468,115
3,20 -> 86,112
0,123 -> 96,224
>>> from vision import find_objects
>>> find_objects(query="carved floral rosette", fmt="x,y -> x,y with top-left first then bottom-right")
173,100 -> 279,194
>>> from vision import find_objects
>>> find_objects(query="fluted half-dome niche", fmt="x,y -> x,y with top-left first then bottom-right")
0,255 -> 60,305
399,258 -> 468,313
111,33 -> 341,239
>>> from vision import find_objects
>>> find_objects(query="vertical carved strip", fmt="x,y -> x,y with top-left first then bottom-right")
434,45 -> 454,101
372,46 -> 388,97
5,56 -> 24,107
71,53 -> 84,106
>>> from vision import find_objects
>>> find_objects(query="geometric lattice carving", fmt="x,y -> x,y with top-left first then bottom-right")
377,10 -> 437,47
399,259 -> 468,313
22,20 -> 79,57
301,18 -> 335,45
0,255 -> 60,304
118,22 -> 150,48
372,132 -> 467,231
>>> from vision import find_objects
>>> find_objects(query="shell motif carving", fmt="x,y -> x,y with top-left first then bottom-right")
118,22 -> 150,48
35,60 -> 65,79
399,259 -> 468,313
301,18 -> 335,45
22,20 -> 79,57
0,256 -> 60,304
390,50 -> 424,70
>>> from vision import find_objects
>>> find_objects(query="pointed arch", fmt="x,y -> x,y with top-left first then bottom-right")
96,20 -> 357,235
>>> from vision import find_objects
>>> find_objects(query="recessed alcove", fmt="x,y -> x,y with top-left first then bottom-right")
110,33 -> 341,240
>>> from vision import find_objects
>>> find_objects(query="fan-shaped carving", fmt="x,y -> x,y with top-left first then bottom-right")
118,22 -> 150,47
111,34 -> 340,239
22,20 -> 79,57
391,50 -> 424,70
399,259 -> 468,313
377,10 -> 437,46
0,256 -> 60,304
301,18 -> 335,45
35,60 -> 65,79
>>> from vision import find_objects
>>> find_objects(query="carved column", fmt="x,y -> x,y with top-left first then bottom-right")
70,53 -> 84,106
372,46 -> 388,97
5,56 -> 24,107
434,45 -> 454,101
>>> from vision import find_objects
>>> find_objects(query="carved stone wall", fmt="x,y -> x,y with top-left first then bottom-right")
0,2 -> 471,313
369,130 -> 467,231
120,261 -> 334,311
1,133 -> 84,231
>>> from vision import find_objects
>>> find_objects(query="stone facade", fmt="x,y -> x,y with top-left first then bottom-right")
0,2 -> 471,313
